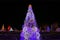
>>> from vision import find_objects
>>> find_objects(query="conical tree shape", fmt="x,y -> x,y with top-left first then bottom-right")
9,27 -> 13,31
23,4 -> 37,28
20,4 -> 40,40
8,25 -> 11,31
1,24 -> 5,31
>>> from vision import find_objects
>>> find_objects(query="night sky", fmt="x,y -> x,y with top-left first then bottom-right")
0,0 -> 59,30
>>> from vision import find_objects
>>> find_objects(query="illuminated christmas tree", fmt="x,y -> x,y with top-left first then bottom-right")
8,25 -> 14,31
20,4 -> 40,40
1,24 -> 6,32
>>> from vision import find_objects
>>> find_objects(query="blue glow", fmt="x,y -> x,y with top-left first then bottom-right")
20,4 -> 40,40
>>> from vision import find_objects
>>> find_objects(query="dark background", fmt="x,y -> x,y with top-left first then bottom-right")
0,0 -> 59,30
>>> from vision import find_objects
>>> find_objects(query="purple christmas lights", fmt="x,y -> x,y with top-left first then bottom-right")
20,4 -> 40,40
